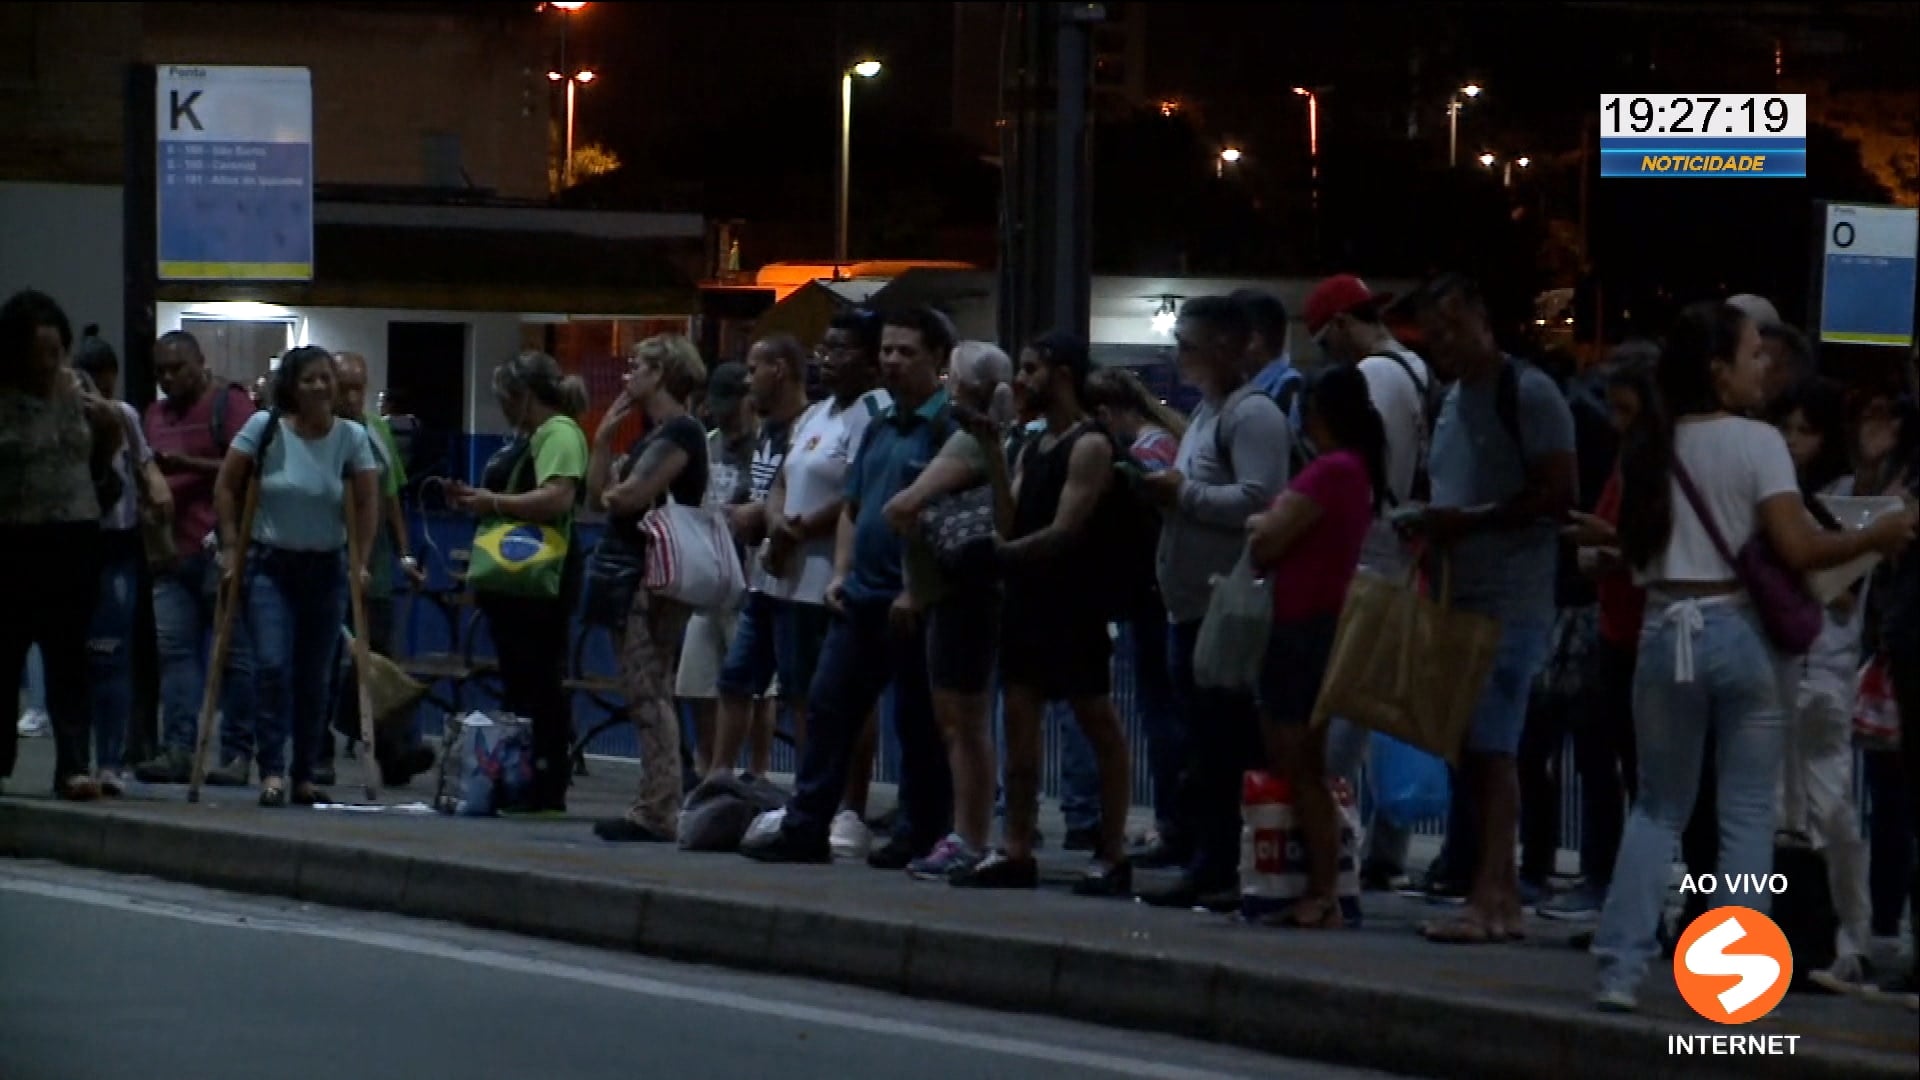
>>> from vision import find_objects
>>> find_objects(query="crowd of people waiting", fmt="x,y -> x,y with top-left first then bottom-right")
4,272 -> 1918,1012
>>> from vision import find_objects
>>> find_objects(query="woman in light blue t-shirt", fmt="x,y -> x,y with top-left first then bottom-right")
215,346 -> 378,806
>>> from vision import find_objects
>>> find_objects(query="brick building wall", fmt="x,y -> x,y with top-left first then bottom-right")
0,2 -> 550,198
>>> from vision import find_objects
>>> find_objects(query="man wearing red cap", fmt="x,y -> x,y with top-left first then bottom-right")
1305,273 -> 1436,890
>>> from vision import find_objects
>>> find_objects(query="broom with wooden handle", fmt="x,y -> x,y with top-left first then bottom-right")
343,488 -> 382,803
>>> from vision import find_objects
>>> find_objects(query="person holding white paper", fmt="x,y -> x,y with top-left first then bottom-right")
1772,377 -> 1875,989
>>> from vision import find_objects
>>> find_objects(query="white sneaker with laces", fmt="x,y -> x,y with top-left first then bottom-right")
16,709 -> 50,738
830,810 -> 873,861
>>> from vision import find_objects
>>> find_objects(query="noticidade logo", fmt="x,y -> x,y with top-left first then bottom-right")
1673,906 -> 1793,1024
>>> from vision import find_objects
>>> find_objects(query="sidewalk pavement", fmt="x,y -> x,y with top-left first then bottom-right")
3,739 -> 1913,1080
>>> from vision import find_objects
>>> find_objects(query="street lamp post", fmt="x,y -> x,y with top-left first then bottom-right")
836,59 -> 882,268
1479,152 -> 1531,188
1447,83 -> 1482,167
1217,145 -> 1242,178
1290,87 -> 1319,182
544,2 -> 589,191
548,69 -> 596,188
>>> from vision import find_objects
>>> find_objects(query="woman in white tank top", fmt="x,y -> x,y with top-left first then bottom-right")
1591,302 -> 1916,1013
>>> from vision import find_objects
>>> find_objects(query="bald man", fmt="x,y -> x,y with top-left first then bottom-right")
323,352 -> 429,785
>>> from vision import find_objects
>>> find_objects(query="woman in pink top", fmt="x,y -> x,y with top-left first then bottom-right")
1245,364 -> 1385,928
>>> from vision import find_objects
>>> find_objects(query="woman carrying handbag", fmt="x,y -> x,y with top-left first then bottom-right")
586,334 -> 711,843
448,351 -> 590,815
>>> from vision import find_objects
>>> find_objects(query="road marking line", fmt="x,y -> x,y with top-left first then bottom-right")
0,876 -> 1252,1080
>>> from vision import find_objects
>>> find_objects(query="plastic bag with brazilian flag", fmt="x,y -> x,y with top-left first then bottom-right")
467,450 -> 569,600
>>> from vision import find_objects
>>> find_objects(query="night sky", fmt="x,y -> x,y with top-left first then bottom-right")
530,1 -> 1917,330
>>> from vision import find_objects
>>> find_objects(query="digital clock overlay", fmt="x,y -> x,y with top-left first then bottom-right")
1600,94 -> 1807,178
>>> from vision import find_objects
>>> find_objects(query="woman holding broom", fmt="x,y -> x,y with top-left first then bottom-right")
215,346 -> 378,807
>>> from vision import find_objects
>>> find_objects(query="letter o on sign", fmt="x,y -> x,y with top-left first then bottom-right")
1833,221 -> 1856,249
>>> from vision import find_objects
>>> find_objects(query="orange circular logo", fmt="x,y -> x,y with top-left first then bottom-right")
1672,906 -> 1793,1024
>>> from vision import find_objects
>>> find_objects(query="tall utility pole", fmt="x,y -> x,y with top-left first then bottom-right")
997,2 -> 1097,350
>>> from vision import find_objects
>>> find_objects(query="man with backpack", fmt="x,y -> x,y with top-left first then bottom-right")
1136,296 -> 1291,909
1304,273 -> 1436,889
134,332 -> 260,784
1401,275 -> 1577,945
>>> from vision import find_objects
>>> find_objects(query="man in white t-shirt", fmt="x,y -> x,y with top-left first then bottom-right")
720,309 -> 890,856
1305,273 -> 1434,578
1304,272 -> 1434,890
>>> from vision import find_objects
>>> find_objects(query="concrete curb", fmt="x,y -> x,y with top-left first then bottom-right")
3,801 -> 1909,1080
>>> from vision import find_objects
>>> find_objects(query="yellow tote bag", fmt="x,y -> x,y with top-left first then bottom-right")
1311,557 -> 1502,765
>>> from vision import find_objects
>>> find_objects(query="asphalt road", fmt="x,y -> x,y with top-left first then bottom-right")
0,863 -> 1403,1080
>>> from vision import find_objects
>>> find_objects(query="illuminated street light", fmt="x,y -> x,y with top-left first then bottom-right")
1447,83 -> 1484,167
837,59 -> 883,265
1220,147 -> 1243,163
1517,156 -> 1531,167
1478,152 -> 1496,167
549,68 -> 598,187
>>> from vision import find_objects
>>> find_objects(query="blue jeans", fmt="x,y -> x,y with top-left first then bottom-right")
21,646 -> 44,711
1124,611 -> 1183,830
86,534 -> 142,771
154,551 -> 255,760
1055,703 -> 1100,832
784,597 -> 951,850
1594,601 -> 1785,995
244,547 -> 346,783
1325,717 -> 1413,874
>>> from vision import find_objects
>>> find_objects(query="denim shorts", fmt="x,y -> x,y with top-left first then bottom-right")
715,591 -> 832,703
1466,616 -> 1554,755
1255,614 -> 1339,727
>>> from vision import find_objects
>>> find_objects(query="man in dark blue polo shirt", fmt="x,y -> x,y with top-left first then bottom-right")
742,307 -> 957,865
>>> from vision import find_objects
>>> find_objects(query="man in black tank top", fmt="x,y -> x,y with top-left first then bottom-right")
950,332 -> 1134,896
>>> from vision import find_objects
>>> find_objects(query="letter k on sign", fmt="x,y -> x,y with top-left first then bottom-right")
1673,907 -> 1793,1024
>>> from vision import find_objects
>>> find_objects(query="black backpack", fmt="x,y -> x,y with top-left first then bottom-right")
1367,351 -> 1440,504
208,381 -> 250,454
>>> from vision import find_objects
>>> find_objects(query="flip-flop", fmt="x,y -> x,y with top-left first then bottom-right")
1422,915 -> 1502,945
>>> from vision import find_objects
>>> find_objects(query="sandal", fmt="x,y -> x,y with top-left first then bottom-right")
1422,913 -> 1504,945
259,780 -> 288,808
1260,896 -> 1345,930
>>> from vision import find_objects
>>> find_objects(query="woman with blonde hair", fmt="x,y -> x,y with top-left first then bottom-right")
588,334 -> 711,842
449,350 -> 590,813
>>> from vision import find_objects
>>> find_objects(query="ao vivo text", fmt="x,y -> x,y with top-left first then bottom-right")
1678,873 -> 1789,895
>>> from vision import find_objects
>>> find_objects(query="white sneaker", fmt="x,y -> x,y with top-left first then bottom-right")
829,810 -> 873,861
15,709 -> 50,738
1808,954 -> 1873,997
